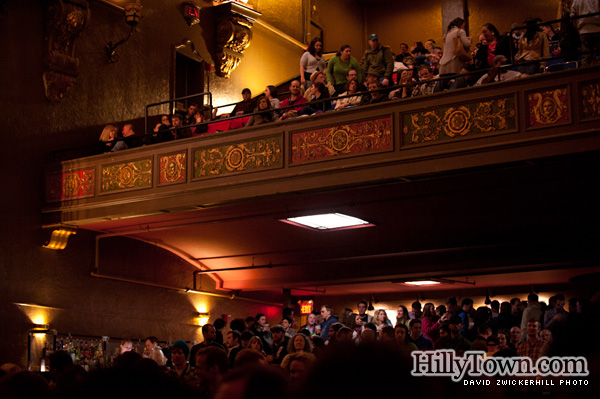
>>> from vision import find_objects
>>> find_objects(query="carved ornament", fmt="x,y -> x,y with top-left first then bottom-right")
43,0 -> 90,102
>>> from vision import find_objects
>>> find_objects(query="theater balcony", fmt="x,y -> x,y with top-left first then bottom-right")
43,66 -> 600,297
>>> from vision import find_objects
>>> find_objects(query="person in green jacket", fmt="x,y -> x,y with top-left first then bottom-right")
326,44 -> 363,94
360,33 -> 394,86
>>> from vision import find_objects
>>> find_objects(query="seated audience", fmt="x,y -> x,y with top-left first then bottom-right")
334,79 -> 362,110
99,124 -> 118,153
299,82 -> 331,116
359,80 -> 388,105
411,65 -> 438,97
246,96 -> 276,127
264,85 -> 280,109
230,88 -> 256,116
476,55 -> 522,85
112,124 -> 142,152
171,114 -> 192,139
279,80 -> 308,120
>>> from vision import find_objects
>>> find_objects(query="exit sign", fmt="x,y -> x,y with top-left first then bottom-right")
300,300 -> 313,314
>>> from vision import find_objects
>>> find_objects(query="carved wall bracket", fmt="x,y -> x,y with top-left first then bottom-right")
212,2 -> 261,78
43,0 -> 90,102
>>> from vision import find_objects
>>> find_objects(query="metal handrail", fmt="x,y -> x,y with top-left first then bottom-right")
144,91 -> 213,135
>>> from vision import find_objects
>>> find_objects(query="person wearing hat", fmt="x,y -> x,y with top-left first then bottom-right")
168,340 -> 193,378
230,88 -> 256,116
268,324 -> 290,365
360,33 -> 394,87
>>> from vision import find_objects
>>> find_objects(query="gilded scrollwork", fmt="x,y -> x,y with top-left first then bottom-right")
159,152 -> 186,185
213,4 -> 259,78
581,81 -> 600,120
193,136 -> 282,178
46,168 -> 95,202
291,117 -> 393,164
403,97 -> 516,145
101,159 -> 152,193
527,87 -> 569,127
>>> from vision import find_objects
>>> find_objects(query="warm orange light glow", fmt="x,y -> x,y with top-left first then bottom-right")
197,313 -> 210,326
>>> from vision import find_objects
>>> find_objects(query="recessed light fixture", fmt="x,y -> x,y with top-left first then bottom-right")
282,213 -> 373,231
403,280 -> 441,286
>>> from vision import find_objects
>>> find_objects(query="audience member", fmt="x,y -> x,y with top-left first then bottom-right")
299,82 -> 331,115
396,304 -> 411,327
194,346 -> 229,399
245,96 -> 276,127
440,17 -> 472,75
515,18 -> 549,74
407,319 -> 434,350
112,123 -> 142,151
189,324 -> 226,368
435,316 -> 471,355
300,37 -> 326,88
264,85 -> 280,109
327,44 -> 363,94
517,319 -> 544,362
570,0 -> 600,66
319,305 -> 338,344
171,114 -> 193,139
334,78 -> 362,110
411,65 -> 438,97
475,55 -> 522,85
359,80 -> 388,105
520,293 -> 543,341
361,33 -> 394,86
230,88 -> 256,116
183,103 -> 198,126
99,124 -> 118,153
278,80 -> 308,120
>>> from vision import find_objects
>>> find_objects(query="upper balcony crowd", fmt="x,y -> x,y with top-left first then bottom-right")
96,3 -> 600,155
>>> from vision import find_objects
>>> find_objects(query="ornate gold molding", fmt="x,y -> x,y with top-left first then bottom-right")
212,2 -> 261,78
43,0 -> 90,102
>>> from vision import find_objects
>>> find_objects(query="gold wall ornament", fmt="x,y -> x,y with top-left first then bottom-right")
527,87 -> 570,128
193,135 -> 282,179
212,2 -> 261,78
403,96 -> 517,146
580,80 -> 600,121
43,0 -> 90,102
101,158 -> 153,193
159,151 -> 187,185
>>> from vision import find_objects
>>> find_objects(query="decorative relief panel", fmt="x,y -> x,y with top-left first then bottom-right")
46,168 -> 95,203
403,97 -> 517,146
159,151 -> 187,185
291,117 -> 393,165
193,136 -> 282,179
43,0 -> 90,102
527,87 -> 570,129
101,158 -> 152,193
580,80 -> 600,121
212,3 -> 261,78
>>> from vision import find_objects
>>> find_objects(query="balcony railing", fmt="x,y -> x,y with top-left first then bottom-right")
43,65 -> 600,227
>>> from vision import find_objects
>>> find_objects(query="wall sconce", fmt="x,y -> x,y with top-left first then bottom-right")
106,2 -> 143,63
197,312 -> 210,326
43,227 -> 77,250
